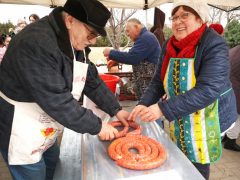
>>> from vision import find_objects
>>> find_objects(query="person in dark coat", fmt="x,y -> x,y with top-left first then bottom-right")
210,23 -> 240,151
0,0 -> 129,179
29,13 -> 40,23
128,0 -> 237,179
150,7 -> 166,47
223,45 -> 240,151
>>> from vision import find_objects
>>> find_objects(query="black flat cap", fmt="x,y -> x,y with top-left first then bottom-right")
63,0 -> 111,36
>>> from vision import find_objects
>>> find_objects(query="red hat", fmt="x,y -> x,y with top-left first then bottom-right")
209,23 -> 224,35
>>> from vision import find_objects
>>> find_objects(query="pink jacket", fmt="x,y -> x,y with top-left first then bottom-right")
0,46 -> 6,63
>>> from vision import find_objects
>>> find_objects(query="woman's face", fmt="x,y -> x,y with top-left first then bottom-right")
4,36 -> 11,48
171,7 -> 203,41
29,16 -> 36,23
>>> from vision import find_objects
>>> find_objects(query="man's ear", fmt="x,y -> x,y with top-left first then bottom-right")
65,15 -> 74,29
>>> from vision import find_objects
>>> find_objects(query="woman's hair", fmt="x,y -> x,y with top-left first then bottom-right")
172,5 -> 201,20
0,35 -> 4,45
29,14 -> 40,21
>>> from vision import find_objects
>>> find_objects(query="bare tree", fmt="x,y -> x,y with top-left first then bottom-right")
209,7 -> 224,23
209,6 -> 240,24
107,8 -> 137,50
225,9 -> 240,24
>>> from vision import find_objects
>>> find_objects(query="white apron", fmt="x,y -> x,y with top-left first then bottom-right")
0,51 -> 88,165
82,58 -> 110,120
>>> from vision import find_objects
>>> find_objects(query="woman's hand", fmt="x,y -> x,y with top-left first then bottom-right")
147,103 -> 163,122
128,104 -> 163,122
128,105 -> 147,121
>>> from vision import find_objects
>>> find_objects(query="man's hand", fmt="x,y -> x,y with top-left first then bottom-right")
115,109 -> 130,127
103,48 -> 111,57
98,121 -> 118,141
107,60 -> 118,69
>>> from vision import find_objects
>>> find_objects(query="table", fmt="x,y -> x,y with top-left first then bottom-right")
54,121 -> 204,180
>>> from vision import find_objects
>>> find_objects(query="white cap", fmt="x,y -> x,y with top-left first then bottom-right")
17,19 -> 27,25
172,0 -> 210,22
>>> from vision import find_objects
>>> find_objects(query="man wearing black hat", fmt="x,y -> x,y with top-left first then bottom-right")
0,0 -> 129,179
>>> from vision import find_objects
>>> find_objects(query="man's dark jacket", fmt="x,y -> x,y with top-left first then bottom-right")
0,7 -> 121,151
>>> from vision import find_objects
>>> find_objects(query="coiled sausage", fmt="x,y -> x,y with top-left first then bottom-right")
109,120 -> 142,138
108,135 -> 167,170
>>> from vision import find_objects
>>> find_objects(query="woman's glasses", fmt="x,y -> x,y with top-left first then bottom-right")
169,12 -> 192,23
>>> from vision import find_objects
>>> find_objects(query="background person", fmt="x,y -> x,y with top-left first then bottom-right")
14,18 -> 27,34
210,23 -> 240,151
29,13 -> 40,23
3,34 -> 12,48
0,0 -> 129,179
128,0 -> 237,179
0,34 -> 11,64
0,34 -> 6,63
103,18 -> 161,100
150,7 -> 166,47
223,45 -> 240,151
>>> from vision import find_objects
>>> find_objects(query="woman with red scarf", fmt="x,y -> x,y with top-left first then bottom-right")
129,0 -> 237,179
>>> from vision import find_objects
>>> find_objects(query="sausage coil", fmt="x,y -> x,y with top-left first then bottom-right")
109,120 -> 142,138
108,135 -> 167,170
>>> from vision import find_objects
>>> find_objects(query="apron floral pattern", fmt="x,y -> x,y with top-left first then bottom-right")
163,57 -> 222,164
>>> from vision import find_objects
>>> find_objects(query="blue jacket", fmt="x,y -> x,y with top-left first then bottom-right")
139,27 -> 237,132
109,27 -> 161,65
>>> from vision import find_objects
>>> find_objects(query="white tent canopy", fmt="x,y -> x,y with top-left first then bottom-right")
0,0 -> 239,11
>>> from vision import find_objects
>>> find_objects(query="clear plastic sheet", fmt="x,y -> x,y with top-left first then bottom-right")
81,121 -> 204,180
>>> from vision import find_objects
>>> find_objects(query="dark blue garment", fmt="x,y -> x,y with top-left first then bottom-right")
138,27 -> 237,133
109,27 -> 161,65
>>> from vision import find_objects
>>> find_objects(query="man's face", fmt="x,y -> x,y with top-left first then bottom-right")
125,22 -> 140,42
65,15 -> 98,50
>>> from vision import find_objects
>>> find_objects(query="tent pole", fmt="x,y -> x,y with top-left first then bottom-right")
145,10 -> 148,27
144,0 -> 149,27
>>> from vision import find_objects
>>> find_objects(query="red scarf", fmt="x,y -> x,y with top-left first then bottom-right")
161,23 -> 207,81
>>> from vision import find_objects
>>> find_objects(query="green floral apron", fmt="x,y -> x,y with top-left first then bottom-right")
163,55 -> 222,164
